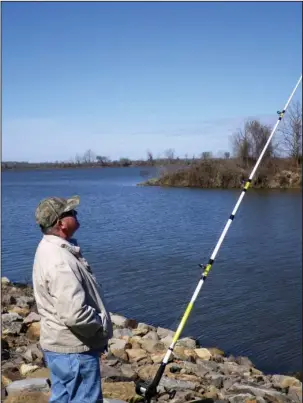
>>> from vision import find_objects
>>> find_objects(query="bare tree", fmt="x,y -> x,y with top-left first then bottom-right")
232,119 -> 275,167
278,101 -> 302,165
146,150 -> 154,165
165,148 -> 175,161
201,151 -> 212,160
83,149 -> 96,163
224,151 -> 230,159
96,155 -> 110,165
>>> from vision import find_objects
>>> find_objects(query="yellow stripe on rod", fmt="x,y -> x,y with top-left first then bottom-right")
244,181 -> 251,190
172,302 -> 194,344
203,263 -> 212,278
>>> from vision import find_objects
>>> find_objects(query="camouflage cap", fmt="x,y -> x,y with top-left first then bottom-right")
35,196 -> 80,228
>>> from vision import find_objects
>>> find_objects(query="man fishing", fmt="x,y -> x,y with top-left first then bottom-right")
32,196 -> 113,403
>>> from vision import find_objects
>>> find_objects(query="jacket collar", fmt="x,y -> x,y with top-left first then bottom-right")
43,235 -> 81,255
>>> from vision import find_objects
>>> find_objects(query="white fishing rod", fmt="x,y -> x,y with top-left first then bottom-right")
136,75 -> 302,403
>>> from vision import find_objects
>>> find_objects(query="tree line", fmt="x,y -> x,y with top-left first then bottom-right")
2,101 -> 301,170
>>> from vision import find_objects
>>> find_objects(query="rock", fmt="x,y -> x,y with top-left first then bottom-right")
109,338 -> 128,350
111,348 -> 128,361
140,339 -> 165,354
203,385 -> 220,399
137,364 -> 158,381
19,364 -> 40,377
271,375 -> 302,389
167,391 -> 193,403
161,334 -> 174,347
2,322 -> 23,336
173,346 -> 196,362
2,312 -> 23,324
27,368 -> 51,379
110,314 -> 129,328
6,378 -> 50,396
159,376 -> 197,391
126,348 -> 148,363
110,314 -> 137,329
220,361 -> 250,376
120,364 -> 138,381
235,356 -> 254,367
228,383 -> 288,399
22,344 -> 44,363
2,374 -> 12,387
2,277 -> 10,285
142,331 -> 160,341
208,347 -> 225,356
23,312 -> 41,325
194,348 -> 212,361
113,328 -> 133,338
157,327 -> 174,339
151,352 -> 167,364
26,322 -> 41,341
9,306 -> 30,317
138,322 -> 156,332
2,295 -> 17,305
102,381 -> 135,401
288,385 -> 302,403
207,373 -> 224,389
5,391 -> 51,403
176,337 -> 196,349
132,327 -> 149,337
16,296 -> 35,308
228,394 -> 258,403
101,362 -> 124,380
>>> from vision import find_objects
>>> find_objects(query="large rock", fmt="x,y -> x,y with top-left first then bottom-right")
23,312 -> 41,325
176,337 -> 196,349
110,314 -> 137,329
22,344 -> 44,363
142,331 -> 159,341
113,328 -> 133,339
6,378 -> 50,396
26,322 -> 41,341
1,277 -> 10,285
271,374 -> 302,389
288,385 -> 302,403
19,364 -> 40,377
194,348 -> 212,361
102,381 -> 136,401
173,346 -> 197,362
16,296 -> 35,308
228,382 -> 290,400
2,312 -> 23,325
9,306 -> 30,317
4,391 -> 51,403
159,376 -> 197,391
109,338 -> 128,350
140,339 -> 165,354
161,334 -> 174,347
157,327 -> 174,339
26,368 -> 51,379
125,348 -> 148,363
120,364 -> 138,381
2,322 -> 23,336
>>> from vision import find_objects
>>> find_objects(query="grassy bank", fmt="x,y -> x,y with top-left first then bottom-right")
140,158 -> 302,189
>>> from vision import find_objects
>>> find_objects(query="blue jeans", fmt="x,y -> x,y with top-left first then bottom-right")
43,350 -> 103,403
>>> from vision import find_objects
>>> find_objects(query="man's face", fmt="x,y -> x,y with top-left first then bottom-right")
59,210 -> 80,238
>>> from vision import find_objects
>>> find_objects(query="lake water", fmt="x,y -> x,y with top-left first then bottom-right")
2,167 -> 302,375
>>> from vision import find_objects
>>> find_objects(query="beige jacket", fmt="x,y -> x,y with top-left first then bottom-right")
32,235 -> 113,353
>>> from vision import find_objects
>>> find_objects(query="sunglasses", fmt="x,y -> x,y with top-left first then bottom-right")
58,210 -> 78,220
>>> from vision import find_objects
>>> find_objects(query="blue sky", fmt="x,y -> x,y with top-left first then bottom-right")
2,1 -> 302,162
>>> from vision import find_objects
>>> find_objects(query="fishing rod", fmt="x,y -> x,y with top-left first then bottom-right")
135,75 -> 302,403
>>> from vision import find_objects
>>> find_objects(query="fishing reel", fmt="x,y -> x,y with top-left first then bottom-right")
135,381 -> 176,402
